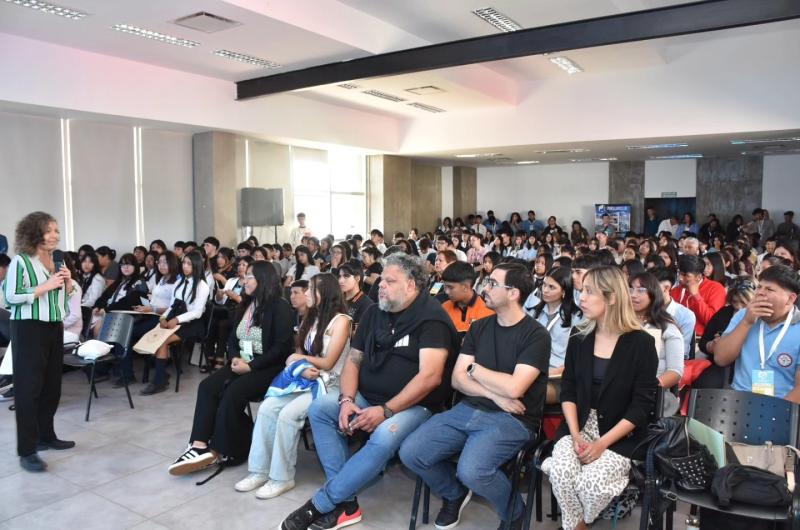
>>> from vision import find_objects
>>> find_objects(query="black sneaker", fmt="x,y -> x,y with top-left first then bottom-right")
168,445 -> 217,476
435,490 -> 472,530
495,515 -> 524,530
112,376 -> 136,388
0,386 -> 13,402
282,499 -> 324,530
308,499 -> 362,530
140,382 -> 168,395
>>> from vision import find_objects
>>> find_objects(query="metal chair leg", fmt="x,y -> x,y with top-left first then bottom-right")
85,363 -> 96,422
422,484 -> 430,524
123,376 -> 134,410
409,476 -> 422,530
174,348 -> 182,393
549,486 -> 558,521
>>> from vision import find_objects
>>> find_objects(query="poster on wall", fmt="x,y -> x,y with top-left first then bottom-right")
594,203 -> 632,234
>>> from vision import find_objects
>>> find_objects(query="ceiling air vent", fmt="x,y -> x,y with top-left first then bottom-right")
405,86 -> 445,96
408,102 -> 446,113
337,83 -> 361,90
173,12 -> 241,33
362,89 -> 406,103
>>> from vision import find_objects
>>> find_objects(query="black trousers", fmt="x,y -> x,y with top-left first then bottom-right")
10,320 -> 64,456
0,308 -> 10,347
189,363 -> 281,461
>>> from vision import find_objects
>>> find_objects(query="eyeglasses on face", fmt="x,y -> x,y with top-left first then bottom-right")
486,279 -> 513,290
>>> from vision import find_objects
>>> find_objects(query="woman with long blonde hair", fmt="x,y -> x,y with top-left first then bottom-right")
543,266 -> 658,530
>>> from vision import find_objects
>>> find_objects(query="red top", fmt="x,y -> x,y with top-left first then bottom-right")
671,279 -> 726,336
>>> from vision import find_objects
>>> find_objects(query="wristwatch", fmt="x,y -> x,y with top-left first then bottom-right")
382,405 -> 394,419
466,363 -> 477,378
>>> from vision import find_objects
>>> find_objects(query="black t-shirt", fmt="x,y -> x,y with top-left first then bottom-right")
346,292 -> 374,324
353,305 -> 453,408
366,262 -> 383,277
461,314 -> 551,429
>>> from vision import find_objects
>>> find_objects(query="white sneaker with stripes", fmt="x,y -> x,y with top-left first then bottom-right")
168,445 -> 217,476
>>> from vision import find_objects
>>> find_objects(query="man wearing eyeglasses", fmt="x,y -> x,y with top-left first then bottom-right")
400,262 -> 551,530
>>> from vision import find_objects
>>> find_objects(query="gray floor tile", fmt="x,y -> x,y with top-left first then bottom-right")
0,469 -> 84,522
1,491 -> 144,530
50,442 -> 165,488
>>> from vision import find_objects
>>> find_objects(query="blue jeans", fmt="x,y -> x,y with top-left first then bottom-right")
399,402 -> 532,522
309,392 -> 431,514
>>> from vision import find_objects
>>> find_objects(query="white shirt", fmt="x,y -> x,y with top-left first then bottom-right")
290,225 -> 311,247
63,281 -> 83,339
4,254 -> 69,322
215,277 -> 243,306
80,273 -> 106,308
657,219 -> 679,237
169,278 -> 210,324
151,278 -> 177,313
287,264 -> 321,281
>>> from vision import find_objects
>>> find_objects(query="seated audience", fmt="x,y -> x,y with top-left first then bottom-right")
289,280 -> 310,332
92,253 -> 148,336
235,273 -> 351,498
141,251 -> 210,396
629,272 -> 684,415
78,252 -> 105,335
474,251 -> 501,296
206,256 -> 252,370
529,266 -> 582,404
337,263 -> 373,326
671,255 -> 726,336
285,245 -> 321,287
440,261 -> 494,337
653,267 -> 696,356
95,246 -> 119,286
714,265 -> 800,402
280,254 -> 459,530
542,266 -> 658,530
400,262 -> 550,530
168,262 -> 293,473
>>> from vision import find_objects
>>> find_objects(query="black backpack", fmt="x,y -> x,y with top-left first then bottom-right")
710,464 -> 791,508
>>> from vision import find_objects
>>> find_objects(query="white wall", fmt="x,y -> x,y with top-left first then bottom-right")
441,166 -> 453,220
763,154 -> 800,221
476,163 -> 609,231
644,160 -> 697,197
0,110 -> 194,253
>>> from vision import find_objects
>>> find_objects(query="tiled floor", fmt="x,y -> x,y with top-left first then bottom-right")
0,357 -> 658,530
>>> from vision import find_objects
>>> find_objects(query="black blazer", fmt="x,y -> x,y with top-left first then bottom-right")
557,329 -> 658,459
227,297 -> 294,372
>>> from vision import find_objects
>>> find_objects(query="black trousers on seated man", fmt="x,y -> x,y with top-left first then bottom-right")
189,363 -> 282,461
10,320 -> 63,456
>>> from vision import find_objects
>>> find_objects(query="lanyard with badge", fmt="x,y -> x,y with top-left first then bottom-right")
752,308 -> 795,396
241,303 -> 256,362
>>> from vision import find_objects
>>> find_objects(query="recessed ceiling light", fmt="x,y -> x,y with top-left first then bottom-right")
112,24 -> 199,47
740,148 -> 800,155
4,0 -> 87,19
651,154 -> 703,159
532,148 -> 589,154
407,102 -> 446,113
214,49 -> 281,68
455,154 -> 479,158
517,160 -> 539,165
626,143 -> 689,150
405,86 -> 445,96
472,7 -> 522,32
549,56 -> 583,75
362,89 -> 406,103
570,157 -> 617,162
337,83 -> 361,90
455,152 -> 500,158
730,137 -> 800,145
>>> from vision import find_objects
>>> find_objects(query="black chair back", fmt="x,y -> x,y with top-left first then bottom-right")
687,388 -> 799,446
97,313 -> 135,359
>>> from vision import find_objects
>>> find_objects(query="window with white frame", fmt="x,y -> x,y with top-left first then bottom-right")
291,147 -> 367,240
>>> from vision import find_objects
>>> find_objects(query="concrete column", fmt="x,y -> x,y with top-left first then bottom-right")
609,161 -> 645,233
193,131 -> 241,246
452,166 -> 477,221
696,156 -> 763,223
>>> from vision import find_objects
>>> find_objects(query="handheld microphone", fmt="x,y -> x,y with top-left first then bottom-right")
53,249 -> 64,273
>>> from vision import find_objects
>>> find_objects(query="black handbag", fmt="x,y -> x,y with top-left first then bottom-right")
638,417 -> 719,492
165,299 -> 188,322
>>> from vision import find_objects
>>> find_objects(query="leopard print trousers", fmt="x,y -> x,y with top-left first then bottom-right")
541,409 -> 631,530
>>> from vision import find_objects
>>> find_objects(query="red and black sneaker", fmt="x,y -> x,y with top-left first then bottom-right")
308,499 -> 362,530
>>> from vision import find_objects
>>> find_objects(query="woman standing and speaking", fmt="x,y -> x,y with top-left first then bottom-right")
3,212 -> 75,472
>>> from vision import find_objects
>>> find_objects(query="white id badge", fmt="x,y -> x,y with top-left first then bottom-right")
241,341 -> 254,362
752,369 -> 775,396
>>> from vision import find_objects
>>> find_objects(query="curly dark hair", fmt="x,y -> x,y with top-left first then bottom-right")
15,211 -> 57,255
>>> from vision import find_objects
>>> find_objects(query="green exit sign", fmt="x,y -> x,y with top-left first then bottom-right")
661,192 -> 678,198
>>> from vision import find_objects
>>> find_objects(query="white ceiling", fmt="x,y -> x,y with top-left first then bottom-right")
1,0 -> 799,156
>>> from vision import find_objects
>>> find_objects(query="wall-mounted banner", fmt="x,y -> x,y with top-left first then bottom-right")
595,203 -> 632,234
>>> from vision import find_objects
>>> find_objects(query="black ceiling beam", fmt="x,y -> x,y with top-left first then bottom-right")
237,0 -> 800,100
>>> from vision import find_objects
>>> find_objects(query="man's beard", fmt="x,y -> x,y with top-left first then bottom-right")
379,291 -> 407,312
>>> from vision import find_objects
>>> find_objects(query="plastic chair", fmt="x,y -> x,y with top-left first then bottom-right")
63,312 -> 135,421
654,388 -> 800,530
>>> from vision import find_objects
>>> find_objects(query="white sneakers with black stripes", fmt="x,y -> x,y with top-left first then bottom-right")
168,445 -> 218,476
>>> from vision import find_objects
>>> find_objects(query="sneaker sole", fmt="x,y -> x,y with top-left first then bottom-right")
434,490 -> 473,530
168,452 -> 216,476
255,481 -> 295,499
330,510 -> 363,530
